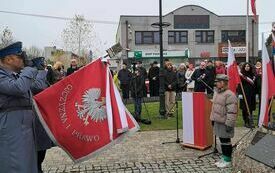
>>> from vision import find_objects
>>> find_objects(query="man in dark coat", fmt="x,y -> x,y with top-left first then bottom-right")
66,59 -> 78,76
206,60 -> 216,95
148,61 -> 159,96
164,62 -> 177,117
0,42 -> 47,173
136,60 -> 147,97
130,69 -> 145,121
191,62 -> 209,93
118,63 -> 131,99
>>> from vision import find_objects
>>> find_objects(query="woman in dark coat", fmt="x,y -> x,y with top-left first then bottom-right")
238,63 -> 256,128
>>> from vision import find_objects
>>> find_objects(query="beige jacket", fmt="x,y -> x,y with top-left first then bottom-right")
210,88 -> 238,127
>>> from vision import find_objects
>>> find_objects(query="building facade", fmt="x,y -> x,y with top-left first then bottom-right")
116,5 -> 258,67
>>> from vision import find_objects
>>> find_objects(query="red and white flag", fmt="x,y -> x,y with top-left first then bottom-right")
227,40 -> 241,93
34,58 -> 139,162
251,0 -> 257,21
258,43 -> 275,127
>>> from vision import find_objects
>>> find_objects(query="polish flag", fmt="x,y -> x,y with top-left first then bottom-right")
258,43 -> 275,127
227,40 -> 241,93
182,92 -> 213,149
251,0 -> 257,21
33,58 -> 139,162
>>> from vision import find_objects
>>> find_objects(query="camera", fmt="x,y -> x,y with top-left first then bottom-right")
23,55 -> 45,70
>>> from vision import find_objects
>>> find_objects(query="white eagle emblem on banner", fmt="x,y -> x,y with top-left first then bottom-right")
75,88 -> 107,126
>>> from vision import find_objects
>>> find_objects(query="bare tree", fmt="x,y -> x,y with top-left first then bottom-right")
62,15 -> 94,56
0,27 -> 14,48
24,46 -> 44,59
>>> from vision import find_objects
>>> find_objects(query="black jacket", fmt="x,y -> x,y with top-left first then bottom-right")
191,68 -> 209,92
130,75 -> 145,98
164,69 -> 177,91
66,66 -> 78,76
118,69 -> 132,85
137,66 -> 147,80
148,66 -> 159,82
206,66 -> 216,86
238,73 -> 256,111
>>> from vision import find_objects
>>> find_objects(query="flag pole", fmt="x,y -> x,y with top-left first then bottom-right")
240,81 -> 252,117
246,0 -> 249,62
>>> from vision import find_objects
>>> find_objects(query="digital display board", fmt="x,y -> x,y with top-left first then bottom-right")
174,15 -> 210,29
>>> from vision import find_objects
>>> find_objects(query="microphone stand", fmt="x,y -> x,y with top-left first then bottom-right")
162,82 -> 189,145
198,78 -> 214,93
162,99 -> 183,145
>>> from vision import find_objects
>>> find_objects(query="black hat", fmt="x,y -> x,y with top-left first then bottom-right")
0,42 -> 23,59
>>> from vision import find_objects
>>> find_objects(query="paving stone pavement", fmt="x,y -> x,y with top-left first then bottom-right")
42,128 -> 250,173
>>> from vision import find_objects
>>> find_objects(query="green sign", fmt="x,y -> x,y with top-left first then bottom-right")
129,50 -> 188,59
184,49 -> 190,58
134,51 -> 142,58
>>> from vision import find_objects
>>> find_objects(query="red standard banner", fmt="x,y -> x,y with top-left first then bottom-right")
34,58 -> 139,162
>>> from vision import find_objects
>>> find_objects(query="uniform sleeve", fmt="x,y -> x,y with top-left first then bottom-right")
225,92 -> 238,127
0,67 -> 38,96
31,70 -> 48,94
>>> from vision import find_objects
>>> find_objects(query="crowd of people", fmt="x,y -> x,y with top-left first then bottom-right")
0,41 -> 264,171
116,58 -> 262,128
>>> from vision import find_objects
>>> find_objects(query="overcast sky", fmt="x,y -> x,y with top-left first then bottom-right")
0,0 -> 274,52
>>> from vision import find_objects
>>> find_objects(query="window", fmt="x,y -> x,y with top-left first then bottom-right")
174,15 -> 210,29
221,30 -> 246,43
135,31 -> 159,44
135,32 -> 142,44
195,30 -> 215,43
168,31 -> 188,44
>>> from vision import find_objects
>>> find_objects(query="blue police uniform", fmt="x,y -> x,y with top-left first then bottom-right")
0,42 -> 48,173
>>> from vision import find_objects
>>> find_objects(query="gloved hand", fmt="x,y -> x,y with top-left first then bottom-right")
32,57 -> 45,70
238,95 -> 243,99
225,125 -> 234,133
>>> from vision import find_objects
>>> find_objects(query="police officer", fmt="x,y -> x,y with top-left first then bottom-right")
0,42 -> 48,173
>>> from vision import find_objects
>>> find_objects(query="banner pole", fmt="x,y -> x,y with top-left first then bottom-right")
240,81 -> 252,117
246,0 -> 249,62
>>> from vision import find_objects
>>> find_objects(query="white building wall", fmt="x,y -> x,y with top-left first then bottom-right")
117,5 -> 258,63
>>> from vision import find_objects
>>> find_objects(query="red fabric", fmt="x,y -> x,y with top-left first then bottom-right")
251,0 -> 257,21
109,72 -> 124,133
263,62 -> 275,126
228,61 -> 241,93
34,58 -> 138,162
193,93 -> 206,147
